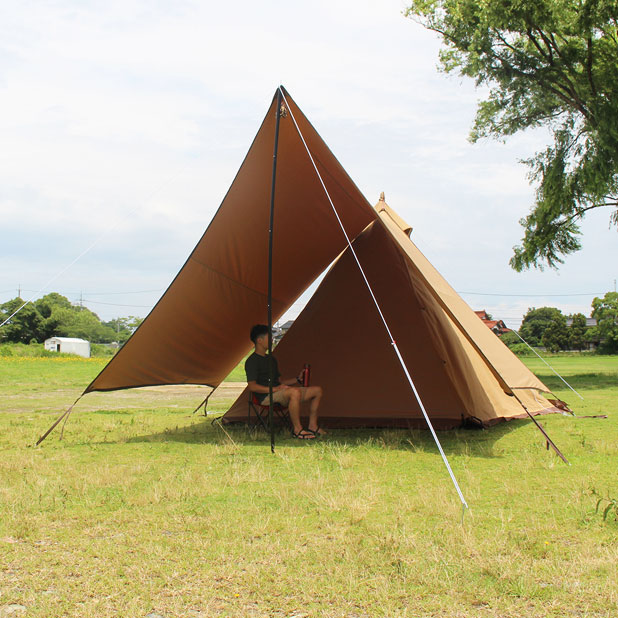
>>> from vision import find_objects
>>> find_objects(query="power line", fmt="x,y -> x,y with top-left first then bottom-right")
80,299 -> 152,308
460,291 -> 604,297
18,288 -> 164,296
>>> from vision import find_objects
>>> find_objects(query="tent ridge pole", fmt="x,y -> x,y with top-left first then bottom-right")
267,88 -> 284,454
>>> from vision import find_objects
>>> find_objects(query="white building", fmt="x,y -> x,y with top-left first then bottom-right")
44,337 -> 91,358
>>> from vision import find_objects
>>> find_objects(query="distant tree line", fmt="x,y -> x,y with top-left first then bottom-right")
500,292 -> 618,354
0,293 -> 143,344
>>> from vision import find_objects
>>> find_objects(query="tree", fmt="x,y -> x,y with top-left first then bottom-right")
499,330 -> 521,347
519,306 -> 564,346
35,293 -> 74,340
103,316 -> 144,343
0,292 -> 137,344
568,312 -> 588,350
405,0 -> 618,270
591,291 -> 618,352
542,313 -> 569,352
0,298 -> 43,343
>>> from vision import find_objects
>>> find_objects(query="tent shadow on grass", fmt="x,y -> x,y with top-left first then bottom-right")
125,415 -> 529,459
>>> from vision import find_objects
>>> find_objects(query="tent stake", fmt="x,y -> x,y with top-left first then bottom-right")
267,88 -> 284,454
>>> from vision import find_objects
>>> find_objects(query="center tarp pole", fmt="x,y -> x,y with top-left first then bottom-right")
267,88 -> 284,453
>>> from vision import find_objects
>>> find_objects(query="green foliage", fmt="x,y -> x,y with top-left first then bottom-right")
0,298 -> 43,343
0,343 -> 54,357
405,0 -> 618,270
542,313 -> 569,352
508,342 -> 534,356
498,330 -> 521,347
592,291 -> 618,353
569,312 -> 588,350
585,324 -> 602,348
591,488 -> 618,522
90,343 -> 117,357
0,293 -> 143,345
519,306 -> 564,346
102,316 -> 144,343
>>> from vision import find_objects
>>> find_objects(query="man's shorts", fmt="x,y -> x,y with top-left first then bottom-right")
261,387 -> 308,405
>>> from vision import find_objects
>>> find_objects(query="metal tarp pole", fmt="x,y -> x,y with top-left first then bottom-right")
267,88 -> 283,453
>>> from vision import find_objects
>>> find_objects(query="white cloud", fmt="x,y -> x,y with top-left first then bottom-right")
0,0 -> 616,323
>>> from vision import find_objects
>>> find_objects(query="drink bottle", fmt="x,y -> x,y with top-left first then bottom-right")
302,363 -> 311,387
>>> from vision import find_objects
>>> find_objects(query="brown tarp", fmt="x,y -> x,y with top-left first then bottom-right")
84,86 -> 560,430
84,87 -> 376,394
222,196 -> 560,428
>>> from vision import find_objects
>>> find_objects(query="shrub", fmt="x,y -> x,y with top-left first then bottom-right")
509,343 -> 534,356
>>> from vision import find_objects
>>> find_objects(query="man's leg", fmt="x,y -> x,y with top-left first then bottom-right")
303,386 -> 324,434
266,388 -> 313,438
285,388 -> 304,435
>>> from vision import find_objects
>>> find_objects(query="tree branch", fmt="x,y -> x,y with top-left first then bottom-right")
586,36 -> 597,96
526,28 -> 551,63
558,202 -> 618,228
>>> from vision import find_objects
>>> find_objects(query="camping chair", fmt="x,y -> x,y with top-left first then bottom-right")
248,392 -> 291,431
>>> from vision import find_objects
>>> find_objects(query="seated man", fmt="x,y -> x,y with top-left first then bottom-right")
245,324 -> 324,439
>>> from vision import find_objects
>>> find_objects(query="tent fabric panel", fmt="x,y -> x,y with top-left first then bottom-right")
377,213 -> 549,393
223,203 -> 560,428
86,260 -> 287,392
192,95 -> 375,304
85,88 -> 376,394
406,263 -> 543,422
223,221 -> 470,424
407,265 -> 504,421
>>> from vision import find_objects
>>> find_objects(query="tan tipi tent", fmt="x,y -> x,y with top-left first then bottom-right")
38,86 -> 566,446
222,194 -> 563,429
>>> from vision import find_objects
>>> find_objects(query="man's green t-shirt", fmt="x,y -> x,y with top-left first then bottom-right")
245,352 -> 281,402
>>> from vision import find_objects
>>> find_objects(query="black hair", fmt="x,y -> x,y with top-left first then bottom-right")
250,324 -> 269,344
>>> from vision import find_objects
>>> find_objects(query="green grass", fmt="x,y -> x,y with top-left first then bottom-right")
0,356 -> 617,617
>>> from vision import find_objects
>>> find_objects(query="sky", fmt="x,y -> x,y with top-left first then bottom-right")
1,0 -> 617,330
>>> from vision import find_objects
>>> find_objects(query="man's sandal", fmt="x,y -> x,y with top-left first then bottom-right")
307,427 -> 326,438
291,429 -> 316,440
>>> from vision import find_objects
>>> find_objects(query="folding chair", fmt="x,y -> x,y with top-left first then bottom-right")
248,392 -> 291,431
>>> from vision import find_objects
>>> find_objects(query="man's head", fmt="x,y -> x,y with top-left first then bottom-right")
250,324 -> 269,345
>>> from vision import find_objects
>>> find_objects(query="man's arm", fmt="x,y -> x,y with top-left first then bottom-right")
280,367 -> 306,387
280,375 -> 303,387
247,381 -> 289,394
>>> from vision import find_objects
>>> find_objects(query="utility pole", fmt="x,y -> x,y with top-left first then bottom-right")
18,284 -> 21,298
614,279 -> 616,293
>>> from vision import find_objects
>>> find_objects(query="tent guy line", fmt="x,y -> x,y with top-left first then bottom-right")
512,330 -> 584,400
279,87 -> 469,510
0,162 -> 192,330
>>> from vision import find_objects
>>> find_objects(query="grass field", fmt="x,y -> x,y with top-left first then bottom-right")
1,355 -> 617,617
